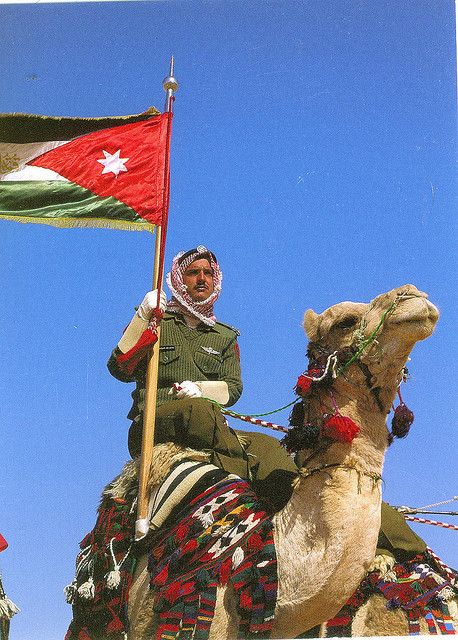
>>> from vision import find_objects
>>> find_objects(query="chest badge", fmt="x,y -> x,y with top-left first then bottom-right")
201,346 -> 220,355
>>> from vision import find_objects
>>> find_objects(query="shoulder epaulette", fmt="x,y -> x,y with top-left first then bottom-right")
215,320 -> 240,336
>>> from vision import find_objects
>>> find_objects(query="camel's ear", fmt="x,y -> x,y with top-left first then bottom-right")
303,309 -> 320,341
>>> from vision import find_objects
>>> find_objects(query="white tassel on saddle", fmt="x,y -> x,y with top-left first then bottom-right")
232,546 -> 244,570
0,595 -> 20,619
106,568 -> 121,590
105,538 -> 131,590
77,576 -> 95,600
64,580 -> 78,604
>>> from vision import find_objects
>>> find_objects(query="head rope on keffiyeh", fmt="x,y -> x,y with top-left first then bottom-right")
166,245 -> 222,327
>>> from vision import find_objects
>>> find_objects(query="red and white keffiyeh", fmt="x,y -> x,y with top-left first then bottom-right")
166,245 -> 222,326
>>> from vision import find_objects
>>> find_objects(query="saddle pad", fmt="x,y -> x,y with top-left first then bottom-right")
148,473 -> 277,640
65,459 -> 278,640
149,460 -> 233,530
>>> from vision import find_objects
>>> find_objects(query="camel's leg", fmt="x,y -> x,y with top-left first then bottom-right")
128,556 -> 158,640
208,585 -> 240,640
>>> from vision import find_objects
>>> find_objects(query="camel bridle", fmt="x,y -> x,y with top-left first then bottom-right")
305,290 -> 424,413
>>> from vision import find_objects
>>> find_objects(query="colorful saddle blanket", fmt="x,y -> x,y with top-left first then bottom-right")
65,461 -> 277,640
65,489 -> 136,640
324,552 -> 457,636
148,469 -> 277,640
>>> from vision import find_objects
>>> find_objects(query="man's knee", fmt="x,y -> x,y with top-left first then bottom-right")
155,397 -> 223,450
157,397 -> 218,421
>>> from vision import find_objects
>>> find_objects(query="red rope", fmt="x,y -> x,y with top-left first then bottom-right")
404,515 -> 458,531
220,409 -> 288,434
426,546 -> 457,584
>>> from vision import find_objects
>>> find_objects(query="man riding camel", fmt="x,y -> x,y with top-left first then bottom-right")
107,245 -> 297,512
108,245 -> 426,556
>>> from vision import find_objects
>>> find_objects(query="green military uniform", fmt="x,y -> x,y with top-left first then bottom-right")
109,310 -> 243,457
108,311 -> 298,511
108,311 -> 243,427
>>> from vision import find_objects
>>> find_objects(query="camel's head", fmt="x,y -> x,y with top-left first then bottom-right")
303,284 -> 439,406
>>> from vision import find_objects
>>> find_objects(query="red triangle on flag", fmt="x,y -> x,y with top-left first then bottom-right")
30,113 -> 170,224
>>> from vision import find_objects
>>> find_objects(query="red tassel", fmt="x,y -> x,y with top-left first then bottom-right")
295,368 -> 323,395
219,557 -> 232,584
391,402 -> 414,438
295,374 -> 313,395
322,414 -> 360,443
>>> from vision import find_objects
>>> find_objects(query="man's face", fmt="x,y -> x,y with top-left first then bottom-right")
183,258 -> 215,302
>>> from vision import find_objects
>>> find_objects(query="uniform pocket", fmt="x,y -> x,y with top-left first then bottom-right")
159,345 -> 181,365
194,351 -> 223,377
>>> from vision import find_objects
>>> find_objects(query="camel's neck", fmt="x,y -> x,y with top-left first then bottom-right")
271,377 -> 389,636
298,372 -> 391,471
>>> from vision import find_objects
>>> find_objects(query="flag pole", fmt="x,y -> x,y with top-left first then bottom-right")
135,57 -> 178,540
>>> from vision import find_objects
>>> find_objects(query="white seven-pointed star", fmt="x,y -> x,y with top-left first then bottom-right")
97,149 -> 129,176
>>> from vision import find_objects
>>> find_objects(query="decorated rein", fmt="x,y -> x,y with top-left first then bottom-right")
283,296 -> 415,454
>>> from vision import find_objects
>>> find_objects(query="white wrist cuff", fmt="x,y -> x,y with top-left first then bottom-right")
196,381 -> 230,405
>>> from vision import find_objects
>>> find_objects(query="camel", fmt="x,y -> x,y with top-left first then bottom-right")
125,283 -> 442,639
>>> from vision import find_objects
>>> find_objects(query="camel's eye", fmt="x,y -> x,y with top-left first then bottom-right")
335,316 -> 358,330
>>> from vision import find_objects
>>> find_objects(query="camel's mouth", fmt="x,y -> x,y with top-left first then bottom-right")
389,298 -> 439,327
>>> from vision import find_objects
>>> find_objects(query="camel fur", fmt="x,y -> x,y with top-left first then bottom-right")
124,284 -> 442,638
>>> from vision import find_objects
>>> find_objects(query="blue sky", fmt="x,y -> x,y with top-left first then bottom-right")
0,1 -> 456,638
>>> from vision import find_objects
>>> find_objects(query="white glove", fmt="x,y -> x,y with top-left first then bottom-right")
137,289 -> 167,321
168,380 -> 203,399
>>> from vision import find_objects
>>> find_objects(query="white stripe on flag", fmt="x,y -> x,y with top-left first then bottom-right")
0,140 -> 69,179
1,166 -> 67,181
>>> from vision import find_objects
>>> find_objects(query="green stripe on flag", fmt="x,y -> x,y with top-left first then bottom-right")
0,108 -> 161,143
0,181 -> 154,232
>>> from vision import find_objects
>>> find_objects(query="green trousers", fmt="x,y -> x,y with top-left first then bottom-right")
129,397 -> 297,512
128,397 -> 426,556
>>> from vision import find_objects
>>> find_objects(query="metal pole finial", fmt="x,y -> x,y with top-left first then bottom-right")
163,56 -> 178,112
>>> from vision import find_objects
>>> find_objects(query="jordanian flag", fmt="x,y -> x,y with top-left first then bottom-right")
0,108 -> 171,232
